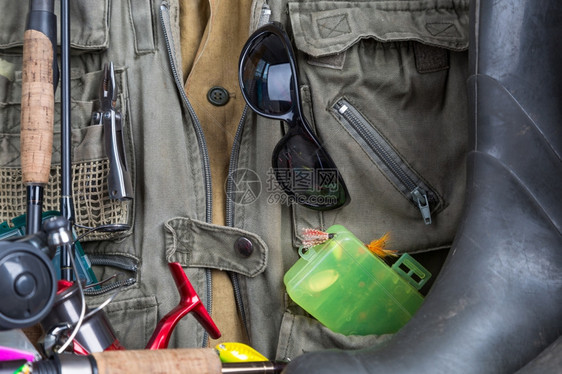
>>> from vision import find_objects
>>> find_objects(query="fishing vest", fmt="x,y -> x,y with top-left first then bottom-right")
0,0 -> 469,360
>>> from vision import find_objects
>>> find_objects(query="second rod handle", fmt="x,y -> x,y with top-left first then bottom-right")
92,348 -> 222,374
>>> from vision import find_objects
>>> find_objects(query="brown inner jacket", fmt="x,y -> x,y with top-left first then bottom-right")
179,0 -> 253,346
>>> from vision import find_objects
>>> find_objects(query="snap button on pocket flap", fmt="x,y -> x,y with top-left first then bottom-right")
0,0 -> 110,51
288,0 -> 469,57
165,217 -> 269,277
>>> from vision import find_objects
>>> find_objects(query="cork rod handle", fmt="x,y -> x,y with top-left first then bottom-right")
91,348 -> 222,374
20,29 -> 55,185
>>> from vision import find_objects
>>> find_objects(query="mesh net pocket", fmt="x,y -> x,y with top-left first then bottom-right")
0,159 -> 131,241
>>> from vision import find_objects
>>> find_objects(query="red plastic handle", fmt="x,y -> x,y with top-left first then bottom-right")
146,262 -> 221,349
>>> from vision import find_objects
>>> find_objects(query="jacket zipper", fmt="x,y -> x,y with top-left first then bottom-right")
160,2 -> 213,348
333,98 -> 439,224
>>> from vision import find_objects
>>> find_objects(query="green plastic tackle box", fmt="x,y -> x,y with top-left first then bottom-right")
284,225 -> 431,335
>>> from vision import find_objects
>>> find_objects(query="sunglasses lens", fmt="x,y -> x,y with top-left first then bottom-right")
241,32 -> 294,116
273,131 -> 349,210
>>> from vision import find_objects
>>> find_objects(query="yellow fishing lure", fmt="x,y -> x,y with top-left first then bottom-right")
215,342 -> 268,363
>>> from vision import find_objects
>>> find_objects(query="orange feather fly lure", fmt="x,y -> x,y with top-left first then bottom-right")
366,233 -> 398,259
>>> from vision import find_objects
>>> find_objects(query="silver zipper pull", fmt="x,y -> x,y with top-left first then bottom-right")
412,187 -> 432,225
258,2 -> 272,27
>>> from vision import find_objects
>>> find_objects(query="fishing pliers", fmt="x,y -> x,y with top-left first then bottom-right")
91,62 -> 133,200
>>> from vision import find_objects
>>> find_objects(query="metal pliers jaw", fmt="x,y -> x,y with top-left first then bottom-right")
100,62 -> 118,112
91,62 -> 133,200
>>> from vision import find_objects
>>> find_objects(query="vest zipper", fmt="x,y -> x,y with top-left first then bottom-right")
160,2 -> 213,348
84,254 -> 138,296
257,1 -> 271,28
89,254 -> 138,272
333,98 -> 439,224
159,3 -> 213,220
83,278 -> 137,296
225,106 -> 248,223
226,106 -> 250,338
224,0 -> 272,339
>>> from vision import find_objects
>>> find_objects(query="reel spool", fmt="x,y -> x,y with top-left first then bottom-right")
0,239 -> 56,330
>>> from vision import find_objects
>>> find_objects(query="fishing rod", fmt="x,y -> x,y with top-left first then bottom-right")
59,0 -> 75,281
6,348 -> 286,374
20,0 -> 58,235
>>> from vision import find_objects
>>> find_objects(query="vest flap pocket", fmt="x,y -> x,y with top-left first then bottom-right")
288,0 -> 469,57
0,0 -> 110,51
165,217 -> 269,278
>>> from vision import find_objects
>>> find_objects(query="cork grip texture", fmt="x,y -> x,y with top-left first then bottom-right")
20,29 -> 55,185
92,348 -> 222,374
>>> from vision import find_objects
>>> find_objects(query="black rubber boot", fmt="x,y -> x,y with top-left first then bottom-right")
515,336 -> 562,374
283,0 -> 562,373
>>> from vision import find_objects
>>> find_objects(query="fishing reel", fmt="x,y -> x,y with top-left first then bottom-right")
0,216 -> 71,330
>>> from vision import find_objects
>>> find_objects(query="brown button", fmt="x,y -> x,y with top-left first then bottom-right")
234,237 -> 253,258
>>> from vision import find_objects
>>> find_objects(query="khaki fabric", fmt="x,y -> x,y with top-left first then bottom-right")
180,0 -> 253,345
179,0 -> 210,77
182,0 -> 251,226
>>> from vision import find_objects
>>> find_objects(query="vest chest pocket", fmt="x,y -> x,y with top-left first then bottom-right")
287,0 -> 469,252
0,0 -> 110,52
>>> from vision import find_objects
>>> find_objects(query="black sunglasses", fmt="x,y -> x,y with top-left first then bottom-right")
239,22 -> 350,211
